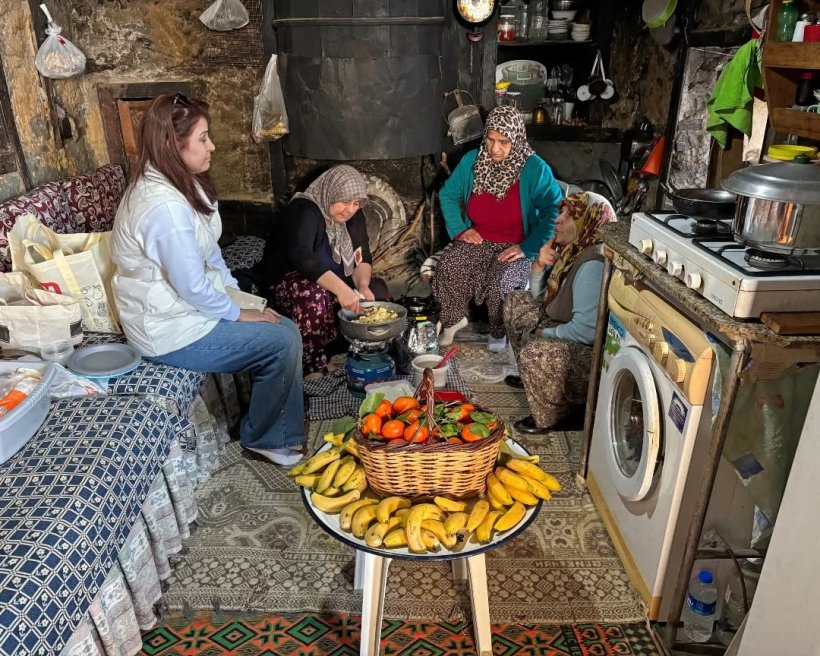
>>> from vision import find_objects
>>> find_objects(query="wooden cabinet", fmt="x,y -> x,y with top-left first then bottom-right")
762,0 -> 820,141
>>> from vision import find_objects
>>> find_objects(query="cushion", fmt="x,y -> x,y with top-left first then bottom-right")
61,164 -> 126,232
0,182 -> 79,272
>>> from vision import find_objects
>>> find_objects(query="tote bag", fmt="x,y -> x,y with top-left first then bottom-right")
8,213 -> 121,333
0,271 -> 83,352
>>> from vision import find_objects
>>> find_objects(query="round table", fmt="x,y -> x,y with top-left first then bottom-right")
301,437 -> 542,656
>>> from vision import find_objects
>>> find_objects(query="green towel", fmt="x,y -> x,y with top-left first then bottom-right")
706,39 -> 764,149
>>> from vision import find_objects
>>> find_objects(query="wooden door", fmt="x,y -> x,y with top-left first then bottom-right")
116,99 -> 153,171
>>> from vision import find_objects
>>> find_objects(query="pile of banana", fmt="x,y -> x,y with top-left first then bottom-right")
289,433 -> 561,554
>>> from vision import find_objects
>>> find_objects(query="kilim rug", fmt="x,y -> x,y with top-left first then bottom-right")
140,611 -> 660,655
160,333 -> 646,625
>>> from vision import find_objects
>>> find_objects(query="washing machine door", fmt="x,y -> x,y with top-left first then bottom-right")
603,346 -> 662,502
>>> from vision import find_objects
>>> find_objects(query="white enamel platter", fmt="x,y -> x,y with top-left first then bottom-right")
301,437 -> 544,562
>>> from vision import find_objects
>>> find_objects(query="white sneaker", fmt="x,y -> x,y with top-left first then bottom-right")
487,335 -> 507,352
245,446 -> 304,466
439,317 -> 468,346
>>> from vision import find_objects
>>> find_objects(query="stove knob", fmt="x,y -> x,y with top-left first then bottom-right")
668,261 -> 684,276
653,341 -> 669,364
638,239 -> 653,255
685,272 -> 702,289
666,357 -> 687,384
652,249 -> 667,266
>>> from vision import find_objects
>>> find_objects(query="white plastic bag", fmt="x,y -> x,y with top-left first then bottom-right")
48,363 -> 106,399
34,4 -> 86,80
252,54 -> 289,142
199,0 -> 250,31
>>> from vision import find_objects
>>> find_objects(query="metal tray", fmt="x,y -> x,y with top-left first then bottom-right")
67,344 -> 142,378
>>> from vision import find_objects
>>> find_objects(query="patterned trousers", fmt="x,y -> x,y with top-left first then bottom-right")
432,241 -> 530,338
503,291 -> 593,428
271,271 -> 389,375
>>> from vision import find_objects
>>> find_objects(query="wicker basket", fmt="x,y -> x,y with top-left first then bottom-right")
353,421 -> 503,501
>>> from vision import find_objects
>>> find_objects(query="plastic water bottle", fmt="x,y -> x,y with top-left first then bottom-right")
682,569 -> 718,643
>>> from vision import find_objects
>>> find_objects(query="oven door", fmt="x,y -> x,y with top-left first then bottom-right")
603,346 -> 662,502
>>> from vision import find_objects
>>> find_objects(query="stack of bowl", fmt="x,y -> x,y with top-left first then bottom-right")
570,22 -> 591,41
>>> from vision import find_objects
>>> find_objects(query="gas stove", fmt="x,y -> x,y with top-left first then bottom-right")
628,212 -> 820,318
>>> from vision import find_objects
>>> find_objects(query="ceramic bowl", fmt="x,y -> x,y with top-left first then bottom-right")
411,354 -> 448,388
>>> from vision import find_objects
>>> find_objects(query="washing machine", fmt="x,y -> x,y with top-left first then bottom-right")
587,267 -> 750,621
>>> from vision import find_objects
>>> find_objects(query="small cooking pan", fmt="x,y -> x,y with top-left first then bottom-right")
661,182 -> 737,219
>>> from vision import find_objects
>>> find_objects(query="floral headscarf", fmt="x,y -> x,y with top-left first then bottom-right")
292,165 -> 368,277
472,106 -> 535,199
541,192 -> 615,310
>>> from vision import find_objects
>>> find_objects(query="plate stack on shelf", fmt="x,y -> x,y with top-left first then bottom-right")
547,18 -> 569,39
570,22 -> 591,41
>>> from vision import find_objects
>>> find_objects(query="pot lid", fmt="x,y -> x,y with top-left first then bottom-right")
721,159 -> 820,204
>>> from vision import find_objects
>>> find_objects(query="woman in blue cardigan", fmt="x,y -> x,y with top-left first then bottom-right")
433,106 -> 563,351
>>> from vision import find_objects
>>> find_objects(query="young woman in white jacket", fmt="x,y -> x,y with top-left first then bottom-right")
111,93 -> 304,466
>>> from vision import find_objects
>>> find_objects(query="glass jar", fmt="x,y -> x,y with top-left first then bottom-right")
506,91 -> 522,110
498,13 -> 516,41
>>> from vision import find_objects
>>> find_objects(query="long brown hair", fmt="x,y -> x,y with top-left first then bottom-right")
129,93 -> 217,214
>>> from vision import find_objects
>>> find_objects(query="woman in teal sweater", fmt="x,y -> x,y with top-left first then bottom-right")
434,106 -> 563,351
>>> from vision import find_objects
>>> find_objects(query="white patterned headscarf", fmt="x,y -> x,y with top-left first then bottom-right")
292,165 -> 369,277
472,106 -> 534,199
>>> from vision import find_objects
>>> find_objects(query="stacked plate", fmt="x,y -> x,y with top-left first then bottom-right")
546,18 -> 569,39
570,22 -> 591,41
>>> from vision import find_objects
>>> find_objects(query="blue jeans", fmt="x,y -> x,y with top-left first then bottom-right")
147,317 -> 304,450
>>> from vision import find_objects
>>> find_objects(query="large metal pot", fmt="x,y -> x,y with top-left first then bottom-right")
722,159 -> 820,255
337,301 -> 408,343
661,182 -> 737,219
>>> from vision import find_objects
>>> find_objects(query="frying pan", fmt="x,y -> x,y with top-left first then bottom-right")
661,182 -> 737,219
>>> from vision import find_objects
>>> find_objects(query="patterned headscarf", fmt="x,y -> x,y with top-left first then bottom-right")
472,106 -> 535,199
292,165 -> 368,277
542,192 -> 615,310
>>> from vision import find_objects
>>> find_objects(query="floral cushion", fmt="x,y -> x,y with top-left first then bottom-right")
61,164 -> 126,232
0,182 -> 80,272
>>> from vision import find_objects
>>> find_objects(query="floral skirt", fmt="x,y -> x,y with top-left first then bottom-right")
503,291 -> 592,428
271,272 -> 389,374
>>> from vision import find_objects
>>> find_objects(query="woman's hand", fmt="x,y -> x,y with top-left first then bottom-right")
358,286 -> 376,301
457,228 -> 483,244
238,307 -> 281,324
338,286 -> 362,314
533,237 -> 558,273
497,244 -> 524,262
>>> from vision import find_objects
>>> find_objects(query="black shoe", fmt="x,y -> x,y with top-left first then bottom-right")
514,415 -> 548,435
504,375 -> 524,389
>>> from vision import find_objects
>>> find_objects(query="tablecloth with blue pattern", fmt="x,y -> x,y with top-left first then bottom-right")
0,396 -> 178,656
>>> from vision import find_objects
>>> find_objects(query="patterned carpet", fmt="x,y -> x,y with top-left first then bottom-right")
140,611 -> 659,655
158,333 -> 646,626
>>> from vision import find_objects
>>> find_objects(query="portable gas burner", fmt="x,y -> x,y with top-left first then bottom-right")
628,212 -> 820,318
337,302 -> 408,397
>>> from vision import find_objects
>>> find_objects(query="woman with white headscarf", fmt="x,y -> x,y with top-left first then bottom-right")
433,106 -> 563,352
263,165 -> 388,374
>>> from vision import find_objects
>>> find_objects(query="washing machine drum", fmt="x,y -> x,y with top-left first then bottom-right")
604,347 -> 663,502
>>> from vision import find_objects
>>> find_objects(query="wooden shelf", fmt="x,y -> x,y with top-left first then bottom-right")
499,39 -> 594,46
526,124 -> 623,142
763,42 -> 820,69
771,107 -> 820,139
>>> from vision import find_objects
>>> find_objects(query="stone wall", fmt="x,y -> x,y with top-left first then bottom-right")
0,0 -> 270,204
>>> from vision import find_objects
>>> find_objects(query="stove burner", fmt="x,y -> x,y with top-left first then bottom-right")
693,219 -> 720,236
745,248 -> 790,271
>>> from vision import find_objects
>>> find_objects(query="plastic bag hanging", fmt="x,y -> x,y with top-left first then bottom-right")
34,4 -> 86,79
252,54 -> 289,142
199,0 -> 250,32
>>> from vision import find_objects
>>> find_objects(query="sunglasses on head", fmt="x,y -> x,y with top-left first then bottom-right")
172,92 -> 191,107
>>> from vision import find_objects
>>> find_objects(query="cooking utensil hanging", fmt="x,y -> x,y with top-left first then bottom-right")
443,90 -> 484,146
576,50 -> 615,102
